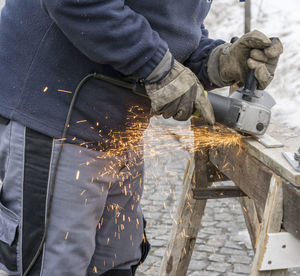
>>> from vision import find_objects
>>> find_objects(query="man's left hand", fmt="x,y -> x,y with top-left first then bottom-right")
207,30 -> 283,90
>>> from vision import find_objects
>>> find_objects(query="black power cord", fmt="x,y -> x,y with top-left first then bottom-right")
23,73 -> 96,276
23,72 -> 148,275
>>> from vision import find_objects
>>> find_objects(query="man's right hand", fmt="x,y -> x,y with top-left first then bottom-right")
145,59 -> 215,124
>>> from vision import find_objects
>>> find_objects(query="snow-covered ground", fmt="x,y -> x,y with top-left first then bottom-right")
205,0 -> 300,132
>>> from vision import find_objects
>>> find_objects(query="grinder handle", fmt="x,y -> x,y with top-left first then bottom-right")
244,69 -> 258,96
230,36 -> 258,100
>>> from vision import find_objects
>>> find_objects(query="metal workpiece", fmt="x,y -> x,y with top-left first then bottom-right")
294,148 -> 300,163
283,148 -> 300,172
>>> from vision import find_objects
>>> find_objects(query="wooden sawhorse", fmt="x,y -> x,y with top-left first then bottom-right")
160,119 -> 300,276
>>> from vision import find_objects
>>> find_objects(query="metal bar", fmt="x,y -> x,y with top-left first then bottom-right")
193,186 -> 246,200
245,0 -> 251,33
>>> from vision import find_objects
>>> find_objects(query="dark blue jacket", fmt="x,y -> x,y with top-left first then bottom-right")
0,0 -> 224,148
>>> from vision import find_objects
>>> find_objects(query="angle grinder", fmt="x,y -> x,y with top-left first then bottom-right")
207,69 -> 276,136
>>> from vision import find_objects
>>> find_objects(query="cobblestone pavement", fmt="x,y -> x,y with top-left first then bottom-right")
136,118 -> 300,276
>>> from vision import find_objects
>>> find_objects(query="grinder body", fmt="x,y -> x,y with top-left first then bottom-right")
207,70 -> 276,136
208,92 -> 273,136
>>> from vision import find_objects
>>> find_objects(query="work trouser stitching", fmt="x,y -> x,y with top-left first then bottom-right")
39,139 -> 55,276
1,121 -> 13,183
19,125 -> 27,275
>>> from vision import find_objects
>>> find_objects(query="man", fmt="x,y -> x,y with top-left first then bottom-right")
0,0 -> 282,275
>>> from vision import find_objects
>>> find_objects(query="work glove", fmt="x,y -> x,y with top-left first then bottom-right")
207,30 -> 283,90
145,59 -> 215,124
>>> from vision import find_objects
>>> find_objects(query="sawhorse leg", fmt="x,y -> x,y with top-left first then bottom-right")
160,149 -> 212,276
241,175 -> 288,275
250,175 -> 288,275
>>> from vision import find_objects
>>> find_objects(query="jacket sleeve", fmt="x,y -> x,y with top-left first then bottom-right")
41,0 -> 169,79
184,24 -> 225,91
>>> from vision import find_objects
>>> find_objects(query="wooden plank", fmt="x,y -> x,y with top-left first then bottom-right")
250,175 -> 288,276
160,154 -> 212,276
282,182 -> 300,239
206,162 -> 229,182
244,124 -> 300,187
193,186 -> 246,199
209,144 -> 272,213
260,232 -> 300,270
239,197 -> 261,250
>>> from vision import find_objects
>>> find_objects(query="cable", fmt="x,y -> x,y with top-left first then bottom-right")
23,72 -> 147,275
23,73 -> 96,276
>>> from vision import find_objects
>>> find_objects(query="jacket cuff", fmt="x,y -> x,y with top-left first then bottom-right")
134,42 -> 169,80
145,49 -> 173,83
207,43 -> 233,87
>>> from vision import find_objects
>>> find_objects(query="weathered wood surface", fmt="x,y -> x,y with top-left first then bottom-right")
208,123 -> 300,239
245,124 -> 300,187
193,186 -> 246,199
161,119 -> 299,275
282,182 -> 300,239
239,196 -> 261,250
209,144 -> 272,214
250,176 -> 288,276
160,153 -> 212,276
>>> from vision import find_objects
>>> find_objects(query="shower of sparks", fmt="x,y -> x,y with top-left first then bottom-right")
76,120 -> 87,124
76,170 -> 80,180
74,106 -> 243,184
62,104 -> 244,268
57,89 -> 72,94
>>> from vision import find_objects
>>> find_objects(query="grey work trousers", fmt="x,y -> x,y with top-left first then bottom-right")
0,119 -> 148,276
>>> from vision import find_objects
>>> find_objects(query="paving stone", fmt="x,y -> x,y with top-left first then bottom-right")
224,241 -> 244,250
233,264 -> 251,274
214,213 -> 233,221
207,239 -> 225,247
226,273 -> 247,276
191,251 -> 208,260
188,260 -> 207,271
208,253 -> 226,263
229,255 -> 252,265
215,221 -> 232,228
148,239 -> 166,247
236,215 -> 246,223
142,255 -> 161,265
201,221 -> 217,227
211,234 -> 230,241
198,245 -> 217,253
190,271 -> 220,276
197,232 -> 209,239
155,234 -> 170,240
152,248 -> 165,257
201,227 -> 222,235
220,247 -> 247,256
207,262 -> 231,273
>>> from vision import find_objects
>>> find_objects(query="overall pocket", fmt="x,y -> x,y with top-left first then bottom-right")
0,200 -> 19,273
